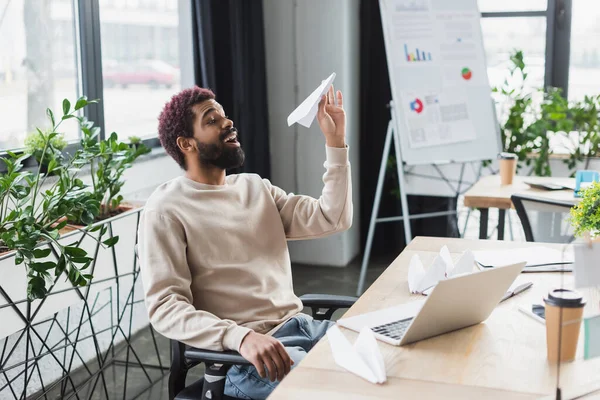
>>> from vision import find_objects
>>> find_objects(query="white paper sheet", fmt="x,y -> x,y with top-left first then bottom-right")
327,325 -> 386,384
408,246 -> 476,294
287,72 -> 336,128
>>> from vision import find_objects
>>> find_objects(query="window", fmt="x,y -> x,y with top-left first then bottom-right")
482,17 -> 547,93
0,0 -> 80,150
568,0 -> 600,100
99,0 -> 182,140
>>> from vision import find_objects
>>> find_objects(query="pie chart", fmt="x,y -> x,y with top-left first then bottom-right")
410,98 -> 424,114
461,67 -> 472,80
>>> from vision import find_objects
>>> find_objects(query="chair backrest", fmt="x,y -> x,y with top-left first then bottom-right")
511,194 -> 575,243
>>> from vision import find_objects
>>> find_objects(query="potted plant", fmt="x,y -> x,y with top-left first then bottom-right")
71,126 -> 150,225
53,111 -> 151,302
570,181 -> 600,288
570,182 -> 600,239
495,50 -> 600,177
0,97 -> 116,300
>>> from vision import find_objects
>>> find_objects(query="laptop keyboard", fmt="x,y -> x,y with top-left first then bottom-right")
371,317 -> 413,341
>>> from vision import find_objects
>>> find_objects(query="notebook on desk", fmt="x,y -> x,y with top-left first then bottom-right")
473,247 -> 574,272
524,181 -> 575,191
338,262 -> 525,346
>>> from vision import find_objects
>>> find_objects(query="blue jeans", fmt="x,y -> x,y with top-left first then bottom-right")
224,314 -> 334,399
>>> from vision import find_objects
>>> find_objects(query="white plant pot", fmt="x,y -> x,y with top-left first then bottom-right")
573,238 -> 600,289
0,205 -> 150,398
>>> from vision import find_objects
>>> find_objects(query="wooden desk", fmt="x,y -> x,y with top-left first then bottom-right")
463,175 -> 578,240
270,237 -> 600,400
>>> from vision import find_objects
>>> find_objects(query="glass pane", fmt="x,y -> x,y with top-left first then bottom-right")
100,0 -> 182,140
482,17 -> 546,92
478,0 -> 547,12
568,0 -> 600,100
0,0 -> 80,150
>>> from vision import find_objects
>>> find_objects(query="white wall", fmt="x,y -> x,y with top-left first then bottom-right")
263,0 -> 361,267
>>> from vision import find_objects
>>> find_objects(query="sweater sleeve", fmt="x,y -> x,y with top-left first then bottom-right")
138,209 -> 252,351
263,145 -> 353,240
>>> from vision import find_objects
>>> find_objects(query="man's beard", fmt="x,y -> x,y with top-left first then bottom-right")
195,130 -> 245,170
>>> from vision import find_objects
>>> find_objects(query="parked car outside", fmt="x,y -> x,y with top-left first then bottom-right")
103,59 -> 178,89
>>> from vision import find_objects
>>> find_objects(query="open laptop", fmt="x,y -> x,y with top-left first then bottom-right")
338,262 -> 526,346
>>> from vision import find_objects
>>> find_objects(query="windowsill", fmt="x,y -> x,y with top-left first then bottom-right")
136,145 -> 168,163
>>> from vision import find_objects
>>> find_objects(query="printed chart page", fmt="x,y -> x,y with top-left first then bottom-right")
383,0 -> 490,149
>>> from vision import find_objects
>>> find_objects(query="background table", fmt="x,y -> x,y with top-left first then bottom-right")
463,175 -> 578,240
270,237 -> 600,399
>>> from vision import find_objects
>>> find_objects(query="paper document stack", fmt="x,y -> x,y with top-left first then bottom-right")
408,246 -> 475,294
327,325 -> 386,384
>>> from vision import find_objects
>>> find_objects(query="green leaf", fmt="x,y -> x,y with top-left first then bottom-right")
64,246 -> 87,257
15,251 -> 24,265
61,114 -> 76,120
46,108 -> 55,127
71,256 -> 93,264
102,236 -> 119,247
74,97 -> 88,110
81,210 -> 94,225
28,276 -> 48,300
47,158 -> 58,173
83,274 -> 94,280
33,248 -> 52,258
55,220 -> 69,230
62,99 -> 71,115
55,255 -> 66,276
30,261 -> 56,272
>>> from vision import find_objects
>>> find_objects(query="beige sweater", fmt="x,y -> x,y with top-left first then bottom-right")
138,146 -> 352,352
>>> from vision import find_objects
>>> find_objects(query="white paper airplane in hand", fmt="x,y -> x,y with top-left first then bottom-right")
327,325 -> 386,384
287,72 -> 336,128
408,246 -> 475,294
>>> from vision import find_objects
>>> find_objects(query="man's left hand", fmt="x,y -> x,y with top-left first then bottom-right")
317,85 -> 346,148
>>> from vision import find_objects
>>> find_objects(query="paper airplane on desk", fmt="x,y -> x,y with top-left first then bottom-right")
408,246 -> 475,294
287,72 -> 336,128
327,325 -> 386,384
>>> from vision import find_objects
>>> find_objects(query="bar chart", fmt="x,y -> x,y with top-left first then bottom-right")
404,44 -> 433,62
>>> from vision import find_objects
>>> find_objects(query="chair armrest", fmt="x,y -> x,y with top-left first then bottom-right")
299,294 -> 358,309
184,348 -> 252,366
300,294 -> 358,321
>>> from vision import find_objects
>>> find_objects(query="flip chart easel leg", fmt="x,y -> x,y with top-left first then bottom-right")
357,122 -> 394,296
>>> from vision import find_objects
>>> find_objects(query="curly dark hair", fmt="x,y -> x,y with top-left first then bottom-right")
157,86 -> 216,169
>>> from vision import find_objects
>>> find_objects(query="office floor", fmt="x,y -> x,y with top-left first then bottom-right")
64,204 -> 527,399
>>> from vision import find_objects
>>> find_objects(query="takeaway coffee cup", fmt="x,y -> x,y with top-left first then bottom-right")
498,152 -> 517,185
544,288 -> 586,363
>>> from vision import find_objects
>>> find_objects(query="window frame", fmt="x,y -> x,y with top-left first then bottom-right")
480,0 -> 573,96
0,0 -> 193,171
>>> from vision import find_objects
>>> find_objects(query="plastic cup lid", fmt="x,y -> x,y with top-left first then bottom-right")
498,152 -> 518,160
544,288 -> 586,308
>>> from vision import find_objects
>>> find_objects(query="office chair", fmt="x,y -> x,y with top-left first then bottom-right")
511,194 -> 576,243
133,246 -> 357,400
